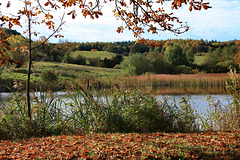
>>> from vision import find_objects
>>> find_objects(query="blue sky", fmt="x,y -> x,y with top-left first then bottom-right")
2,0 -> 240,43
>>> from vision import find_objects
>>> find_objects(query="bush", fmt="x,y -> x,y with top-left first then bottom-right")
113,64 -> 121,69
120,54 -> 152,75
173,65 -> 195,74
88,57 -> 100,66
164,44 -> 188,66
146,52 -> 171,74
41,70 -> 59,83
73,55 -> 86,65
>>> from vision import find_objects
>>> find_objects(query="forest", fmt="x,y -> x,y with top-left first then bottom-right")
3,28 -> 239,76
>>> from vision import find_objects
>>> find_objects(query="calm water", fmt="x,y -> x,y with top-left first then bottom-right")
0,91 -> 233,113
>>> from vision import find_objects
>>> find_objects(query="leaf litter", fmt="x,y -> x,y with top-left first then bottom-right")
0,131 -> 240,159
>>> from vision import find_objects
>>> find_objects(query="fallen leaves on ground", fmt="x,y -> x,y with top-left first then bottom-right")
0,131 -> 240,159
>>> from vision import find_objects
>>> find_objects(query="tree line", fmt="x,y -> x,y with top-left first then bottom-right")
3,28 -> 239,75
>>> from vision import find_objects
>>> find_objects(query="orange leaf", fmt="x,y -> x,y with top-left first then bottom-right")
186,152 -> 191,158
9,22 -> 13,28
189,5 -> 192,11
45,2 -> 50,6
116,26 -> 123,33
88,2 -> 92,7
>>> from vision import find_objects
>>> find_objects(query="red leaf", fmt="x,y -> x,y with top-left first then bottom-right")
45,2 -> 50,6
6,1 -> 10,8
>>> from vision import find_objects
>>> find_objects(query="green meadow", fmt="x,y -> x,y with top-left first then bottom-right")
70,50 -> 116,59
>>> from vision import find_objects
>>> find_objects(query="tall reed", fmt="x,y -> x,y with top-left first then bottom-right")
0,82 -> 199,139
200,69 -> 240,131
0,88 -> 70,139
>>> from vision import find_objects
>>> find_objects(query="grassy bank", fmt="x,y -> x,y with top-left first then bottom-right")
0,61 -> 123,91
1,61 -> 232,93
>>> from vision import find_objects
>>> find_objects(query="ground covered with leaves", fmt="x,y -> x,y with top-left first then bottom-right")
0,131 -> 240,159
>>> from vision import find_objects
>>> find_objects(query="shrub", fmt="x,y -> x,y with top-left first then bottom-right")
120,54 -> 152,75
41,70 -> 59,83
146,52 -> 171,74
164,44 -> 188,66
173,65 -> 194,74
113,64 -> 121,69
88,57 -> 100,66
73,55 -> 86,65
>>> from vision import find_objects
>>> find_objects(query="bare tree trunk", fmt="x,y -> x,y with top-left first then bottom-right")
27,16 -> 32,121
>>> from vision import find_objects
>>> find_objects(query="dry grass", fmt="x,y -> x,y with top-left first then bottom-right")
131,73 -> 229,81
127,73 -> 230,88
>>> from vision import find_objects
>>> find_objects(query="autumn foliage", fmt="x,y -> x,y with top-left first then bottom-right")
0,28 -> 23,67
0,131 -> 240,159
234,40 -> 240,66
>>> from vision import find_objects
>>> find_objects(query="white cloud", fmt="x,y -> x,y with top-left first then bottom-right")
170,0 -> 240,41
2,0 -> 240,42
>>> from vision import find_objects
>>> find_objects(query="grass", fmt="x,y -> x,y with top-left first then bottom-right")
32,61 -> 123,77
70,51 -> 116,59
0,61 -> 123,91
0,84 -> 198,140
126,73 -> 230,89
0,61 -> 232,95
194,55 -> 205,65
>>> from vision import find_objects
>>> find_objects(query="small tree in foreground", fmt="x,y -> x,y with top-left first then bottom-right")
0,0 -> 211,121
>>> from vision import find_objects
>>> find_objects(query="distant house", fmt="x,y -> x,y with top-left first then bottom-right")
91,49 -> 98,52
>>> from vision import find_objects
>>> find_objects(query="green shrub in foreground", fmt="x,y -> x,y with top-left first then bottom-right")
0,84 -> 199,140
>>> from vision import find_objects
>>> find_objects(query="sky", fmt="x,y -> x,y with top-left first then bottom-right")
1,0 -> 240,43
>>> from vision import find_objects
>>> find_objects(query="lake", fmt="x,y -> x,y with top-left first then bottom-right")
0,86 -> 233,114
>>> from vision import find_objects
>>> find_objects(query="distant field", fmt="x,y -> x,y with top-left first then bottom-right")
71,51 -> 116,59
194,55 -> 205,65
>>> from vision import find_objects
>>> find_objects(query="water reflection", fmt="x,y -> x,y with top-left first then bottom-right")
150,85 -> 226,95
156,94 -> 232,114
0,86 -> 231,114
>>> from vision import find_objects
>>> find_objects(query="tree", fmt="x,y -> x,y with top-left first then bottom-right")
0,0 -> 211,120
147,52 -> 170,74
164,43 -> 188,66
7,35 -> 29,66
234,41 -> 240,66
120,54 -> 152,75
0,28 -> 23,67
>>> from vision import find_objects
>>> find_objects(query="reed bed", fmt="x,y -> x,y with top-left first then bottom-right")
127,73 -> 231,88
0,83 -> 199,140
